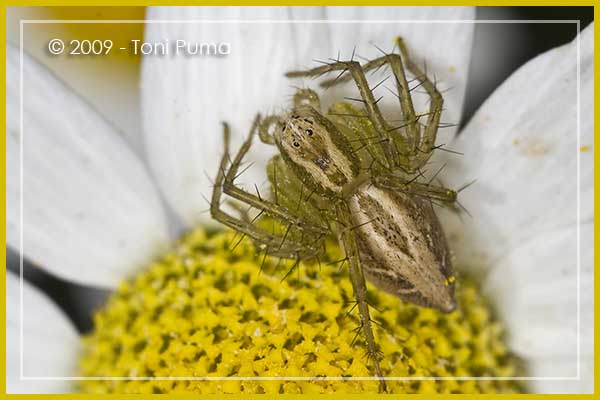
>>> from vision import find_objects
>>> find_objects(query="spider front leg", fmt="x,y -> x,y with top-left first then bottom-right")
313,37 -> 444,173
336,201 -> 386,393
286,61 -> 399,170
374,174 -> 457,204
221,115 -> 329,236
211,121 -> 322,259
321,54 -> 421,158
395,37 -> 443,171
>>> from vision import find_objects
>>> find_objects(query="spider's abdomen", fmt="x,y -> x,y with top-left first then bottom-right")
348,184 -> 456,313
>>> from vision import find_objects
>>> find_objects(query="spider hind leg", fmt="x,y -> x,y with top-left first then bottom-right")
337,202 -> 387,393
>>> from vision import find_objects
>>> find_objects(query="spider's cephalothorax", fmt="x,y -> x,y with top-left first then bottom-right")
211,37 -> 458,392
275,106 -> 360,197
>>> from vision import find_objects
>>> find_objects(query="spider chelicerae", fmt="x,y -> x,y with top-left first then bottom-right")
211,37 -> 458,391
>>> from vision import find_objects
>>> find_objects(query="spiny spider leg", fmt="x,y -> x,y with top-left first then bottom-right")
327,101 -> 391,177
374,174 -> 457,204
336,202 -> 386,393
222,115 -> 329,236
268,155 -> 337,229
312,37 -> 443,173
395,37 -> 443,170
211,122 -> 322,259
286,61 -> 398,170
320,52 -> 421,158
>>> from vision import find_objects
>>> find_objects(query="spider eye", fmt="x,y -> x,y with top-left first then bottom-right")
305,129 -> 313,136
293,141 -> 300,148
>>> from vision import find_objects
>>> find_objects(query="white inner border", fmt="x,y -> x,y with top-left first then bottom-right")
18,19 -> 582,382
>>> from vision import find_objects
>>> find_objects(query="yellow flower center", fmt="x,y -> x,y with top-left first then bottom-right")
78,228 -> 523,394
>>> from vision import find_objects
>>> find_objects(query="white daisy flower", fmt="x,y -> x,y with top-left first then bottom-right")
5,6 -> 593,394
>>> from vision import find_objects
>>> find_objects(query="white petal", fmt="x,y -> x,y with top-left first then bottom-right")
142,6 -> 474,227
441,23 -> 593,269
6,8 -> 145,153
6,272 -> 79,393
439,24 -> 593,392
6,43 -> 170,288
484,223 -> 593,393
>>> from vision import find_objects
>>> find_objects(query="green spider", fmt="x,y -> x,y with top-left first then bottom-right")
211,37 -> 458,391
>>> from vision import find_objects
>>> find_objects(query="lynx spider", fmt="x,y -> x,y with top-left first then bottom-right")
211,37 -> 458,392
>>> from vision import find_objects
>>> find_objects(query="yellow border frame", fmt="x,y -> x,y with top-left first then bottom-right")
1,2 -> 597,398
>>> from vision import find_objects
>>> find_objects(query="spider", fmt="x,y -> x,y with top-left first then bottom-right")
211,37 -> 458,391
